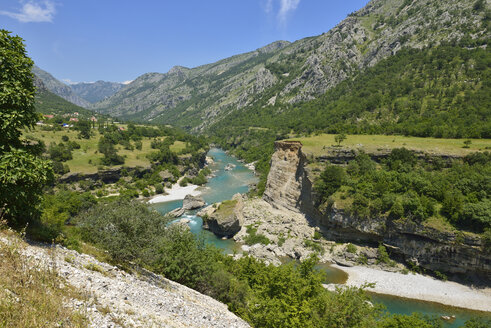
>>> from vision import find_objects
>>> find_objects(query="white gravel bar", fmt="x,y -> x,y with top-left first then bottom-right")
333,264 -> 491,312
148,184 -> 201,204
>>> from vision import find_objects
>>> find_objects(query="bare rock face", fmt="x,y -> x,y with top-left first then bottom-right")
159,169 -> 174,181
263,141 -> 312,213
205,194 -> 244,238
183,194 -> 206,210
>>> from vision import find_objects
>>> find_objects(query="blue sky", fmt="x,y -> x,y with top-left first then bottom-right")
1,0 -> 368,83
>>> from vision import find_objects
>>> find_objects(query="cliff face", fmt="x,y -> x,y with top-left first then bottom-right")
263,141 -> 312,213
263,141 -> 491,277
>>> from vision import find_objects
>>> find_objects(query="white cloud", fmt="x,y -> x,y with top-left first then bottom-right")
262,0 -> 300,26
278,0 -> 300,25
0,1 -> 56,23
122,80 -> 133,85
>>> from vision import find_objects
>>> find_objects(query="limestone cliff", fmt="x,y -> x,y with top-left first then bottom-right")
263,141 -> 313,213
263,141 -> 491,278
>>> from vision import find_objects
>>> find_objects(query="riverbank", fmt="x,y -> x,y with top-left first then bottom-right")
331,264 -> 491,312
148,183 -> 202,204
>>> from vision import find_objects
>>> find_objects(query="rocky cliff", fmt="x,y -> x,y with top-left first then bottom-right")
263,141 -> 313,213
263,141 -> 491,278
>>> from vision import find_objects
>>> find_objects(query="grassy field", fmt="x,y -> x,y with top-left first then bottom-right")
170,140 -> 187,153
288,134 -> 491,157
25,127 -> 158,174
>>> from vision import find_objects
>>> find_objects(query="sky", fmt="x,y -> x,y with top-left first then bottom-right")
1,0 -> 369,84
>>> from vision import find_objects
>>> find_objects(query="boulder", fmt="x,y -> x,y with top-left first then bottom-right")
167,194 -> 205,218
159,170 -> 173,181
168,207 -> 185,218
205,194 -> 243,238
170,218 -> 191,230
224,163 -> 236,171
182,194 -> 205,210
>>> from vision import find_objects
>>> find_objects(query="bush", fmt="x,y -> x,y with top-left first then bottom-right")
377,245 -> 391,265
76,199 -> 170,264
155,183 -> 164,194
305,240 -> 324,254
346,243 -> 357,253
245,226 -> 270,245
315,165 -> 346,202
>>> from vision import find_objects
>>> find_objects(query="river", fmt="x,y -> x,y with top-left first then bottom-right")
152,148 -> 490,327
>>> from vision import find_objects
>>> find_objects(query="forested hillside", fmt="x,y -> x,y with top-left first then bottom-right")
34,86 -> 95,117
210,43 -> 490,193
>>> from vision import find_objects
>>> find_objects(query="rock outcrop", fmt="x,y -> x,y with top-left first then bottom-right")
183,194 -> 206,210
169,194 -> 206,217
204,194 -> 244,238
263,141 -> 313,213
263,141 -> 491,278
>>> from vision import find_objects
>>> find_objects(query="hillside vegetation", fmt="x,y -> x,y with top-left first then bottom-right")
91,0 -> 489,132
210,43 -> 490,193
291,134 -> 491,157
216,45 -> 490,139
34,87 -> 96,117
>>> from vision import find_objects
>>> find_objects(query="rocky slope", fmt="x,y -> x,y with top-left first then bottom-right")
71,81 -> 126,103
91,0 -> 488,131
32,66 -> 90,108
0,233 -> 249,328
33,76 -> 96,116
262,141 -> 491,278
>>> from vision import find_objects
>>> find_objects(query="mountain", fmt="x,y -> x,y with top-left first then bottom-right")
91,0 -> 489,131
91,40 -> 290,126
71,81 -> 126,103
32,66 -> 91,108
33,76 -> 96,117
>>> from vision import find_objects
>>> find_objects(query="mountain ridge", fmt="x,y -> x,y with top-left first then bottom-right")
32,65 -> 91,108
90,0 -> 489,131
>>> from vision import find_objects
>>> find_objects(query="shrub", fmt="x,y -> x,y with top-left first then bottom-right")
346,243 -> 357,253
76,199 -> 170,264
315,165 -> 346,201
245,226 -> 271,246
377,245 -> 391,264
305,240 -> 324,254
155,183 -> 164,194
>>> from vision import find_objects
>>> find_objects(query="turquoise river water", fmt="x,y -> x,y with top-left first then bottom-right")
152,148 -> 490,327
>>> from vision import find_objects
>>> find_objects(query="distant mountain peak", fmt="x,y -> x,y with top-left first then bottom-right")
32,66 -> 90,108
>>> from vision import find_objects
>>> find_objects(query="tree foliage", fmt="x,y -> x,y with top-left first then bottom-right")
0,30 -> 53,226
315,149 -> 491,234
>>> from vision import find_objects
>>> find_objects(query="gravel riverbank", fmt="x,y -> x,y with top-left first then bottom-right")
332,264 -> 491,312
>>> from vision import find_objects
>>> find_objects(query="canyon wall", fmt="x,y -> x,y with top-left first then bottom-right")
263,141 -> 491,277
